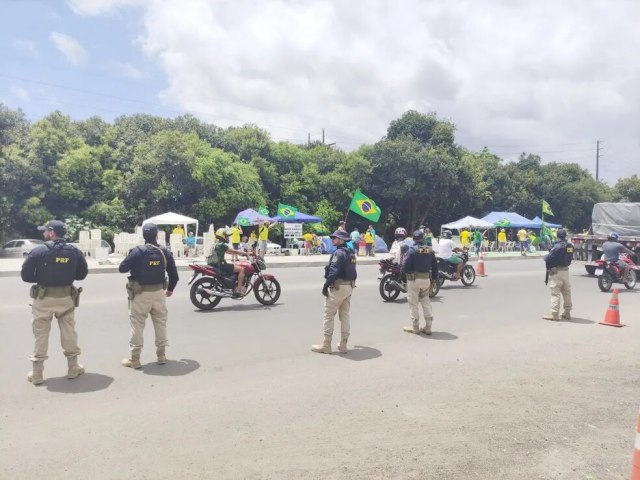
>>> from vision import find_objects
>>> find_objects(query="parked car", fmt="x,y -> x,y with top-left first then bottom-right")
69,240 -> 113,254
0,239 -> 46,257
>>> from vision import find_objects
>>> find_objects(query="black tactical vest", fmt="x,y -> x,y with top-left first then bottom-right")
410,243 -> 433,273
136,245 -> 166,285
38,241 -> 78,286
337,247 -> 357,281
559,241 -> 574,267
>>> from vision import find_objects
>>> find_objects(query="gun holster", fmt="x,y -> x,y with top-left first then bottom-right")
71,286 -> 83,307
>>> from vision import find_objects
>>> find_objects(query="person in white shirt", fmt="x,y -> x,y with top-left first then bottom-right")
389,227 -> 411,265
438,230 -> 464,279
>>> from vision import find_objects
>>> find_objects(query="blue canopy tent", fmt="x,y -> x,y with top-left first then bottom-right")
270,211 -> 322,223
480,211 -> 538,228
234,208 -> 272,226
530,216 -> 562,228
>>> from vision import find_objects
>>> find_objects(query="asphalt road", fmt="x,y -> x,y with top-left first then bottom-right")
1,259 -> 638,480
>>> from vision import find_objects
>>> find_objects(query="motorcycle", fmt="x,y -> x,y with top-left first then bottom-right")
436,250 -> 476,287
188,256 -> 281,310
377,258 -> 440,302
595,253 -> 639,292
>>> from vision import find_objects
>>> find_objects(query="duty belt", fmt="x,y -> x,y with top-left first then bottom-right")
407,272 -> 430,280
334,279 -> 355,286
36,285 -> 73,297
131,281 -> 164,292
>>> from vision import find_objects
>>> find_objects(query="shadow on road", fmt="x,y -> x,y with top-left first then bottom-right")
562,317 -> 596,325
142,358 -> 200,376
336,345 -> 382,362
45,373 -> 114,394
428,331 -> 459,340
194,303 -> 282,313
441,284 -> 479,291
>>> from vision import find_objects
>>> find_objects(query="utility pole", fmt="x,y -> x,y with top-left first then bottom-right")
322,128 -> 325,144
596,140 -> 602,181
308,133 -> 310,146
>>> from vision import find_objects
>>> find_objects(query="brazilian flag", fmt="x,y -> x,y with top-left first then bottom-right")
277,203 -> 297,218
258,205 -> 269,216
349,189 -> 381,222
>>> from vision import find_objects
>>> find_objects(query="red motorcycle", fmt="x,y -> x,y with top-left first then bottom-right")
595,253 -> 639,292
188,256 -> 281,310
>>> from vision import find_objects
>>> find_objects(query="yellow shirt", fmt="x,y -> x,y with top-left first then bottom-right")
230,226 -> 241,243
460,230 -> 470,245
172,226 -> 184,237
364,232 -> 374,244
259,225 -> 269,241
498,232 -> 507,242
303,233 -> 313,242
517,229 -> 528,241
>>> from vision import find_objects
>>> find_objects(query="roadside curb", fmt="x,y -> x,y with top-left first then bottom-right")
0,254 -> 544,278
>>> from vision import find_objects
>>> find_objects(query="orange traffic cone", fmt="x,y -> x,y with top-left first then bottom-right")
599,288 -> 625,327
631,407 -> 640,480
476,253 -> 487,277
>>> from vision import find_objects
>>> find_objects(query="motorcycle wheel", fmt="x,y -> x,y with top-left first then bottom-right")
254,278 -> 281,305
598,272 -> 613,292
461,265 -> 476,286
379,274 -> 401,302
190,277 -> 222,310
437,275 -> 445,287
624,270 -> 637,290
429,278 -> 440,298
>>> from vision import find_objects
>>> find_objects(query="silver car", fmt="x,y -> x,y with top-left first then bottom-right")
0,239 -> 46,257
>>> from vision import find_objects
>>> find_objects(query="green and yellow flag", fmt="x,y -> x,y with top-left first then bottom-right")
258,205 -> 269,216
349,189 -> 381,222
277,203 -> 297,218
542,200 -> 554,216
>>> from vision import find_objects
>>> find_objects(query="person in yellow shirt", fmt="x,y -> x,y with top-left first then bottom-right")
364,228 -> 375,257
497,228 -> 507,253
460,228 -> 470,248
230,223 -> 242,261
172,225 -> 185,239
257,220 -> 278,257
517,228 -> 528,256
302,232 -> 314,255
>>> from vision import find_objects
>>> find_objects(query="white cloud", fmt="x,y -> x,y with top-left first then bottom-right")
13,40 -> 39,58
110,61 -> 144,79
68,0 -> 640,182
50,32 -> 88,66
10,85 -> 31,103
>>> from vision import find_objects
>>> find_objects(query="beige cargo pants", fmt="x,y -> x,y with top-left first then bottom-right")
407,277 -> 433,329
129,288 -> 168,356
549,268 -> 572,317
30,295 -> 81,362
322,280 -> 354,341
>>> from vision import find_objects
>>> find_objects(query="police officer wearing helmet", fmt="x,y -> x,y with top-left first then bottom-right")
21,220 -> 88,386
542,228 -> 573,321
311,229 -> 357,354
119,223 -> 179,369
402,229 -> 439,335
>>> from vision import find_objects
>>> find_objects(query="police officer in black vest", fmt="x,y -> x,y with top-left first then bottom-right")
542,228 -> 573,321
119,223 -> 179,369
311,229 -> 357,354
21,220 -> 88,386
402,229 -> 439,335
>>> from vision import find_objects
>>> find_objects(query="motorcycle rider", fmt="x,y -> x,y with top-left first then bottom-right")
389,227 -> 411,265
542,228 -> 573,321
402,229 -> 439,335
602,232 -> 634,281
438,230 -> 465,280
209,228 -> 250,295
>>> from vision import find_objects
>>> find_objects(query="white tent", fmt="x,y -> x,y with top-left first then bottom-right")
142,211 -> 199,237
441,216 -> 494,231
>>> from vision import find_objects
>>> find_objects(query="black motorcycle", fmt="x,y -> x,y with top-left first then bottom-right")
377,258 -> 440,302
436,250 -> 476,287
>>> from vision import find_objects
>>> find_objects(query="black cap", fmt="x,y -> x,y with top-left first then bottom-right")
142,222 -> 158,239
38,220 -> 66,237
330,229 -> 350,241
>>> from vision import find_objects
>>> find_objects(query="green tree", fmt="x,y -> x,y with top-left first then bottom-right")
613,175 -> 640,202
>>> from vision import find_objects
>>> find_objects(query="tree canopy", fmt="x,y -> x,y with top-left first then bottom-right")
0,105 -> 631,242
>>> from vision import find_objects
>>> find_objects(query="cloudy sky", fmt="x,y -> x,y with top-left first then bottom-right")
1,0 -> 639,183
